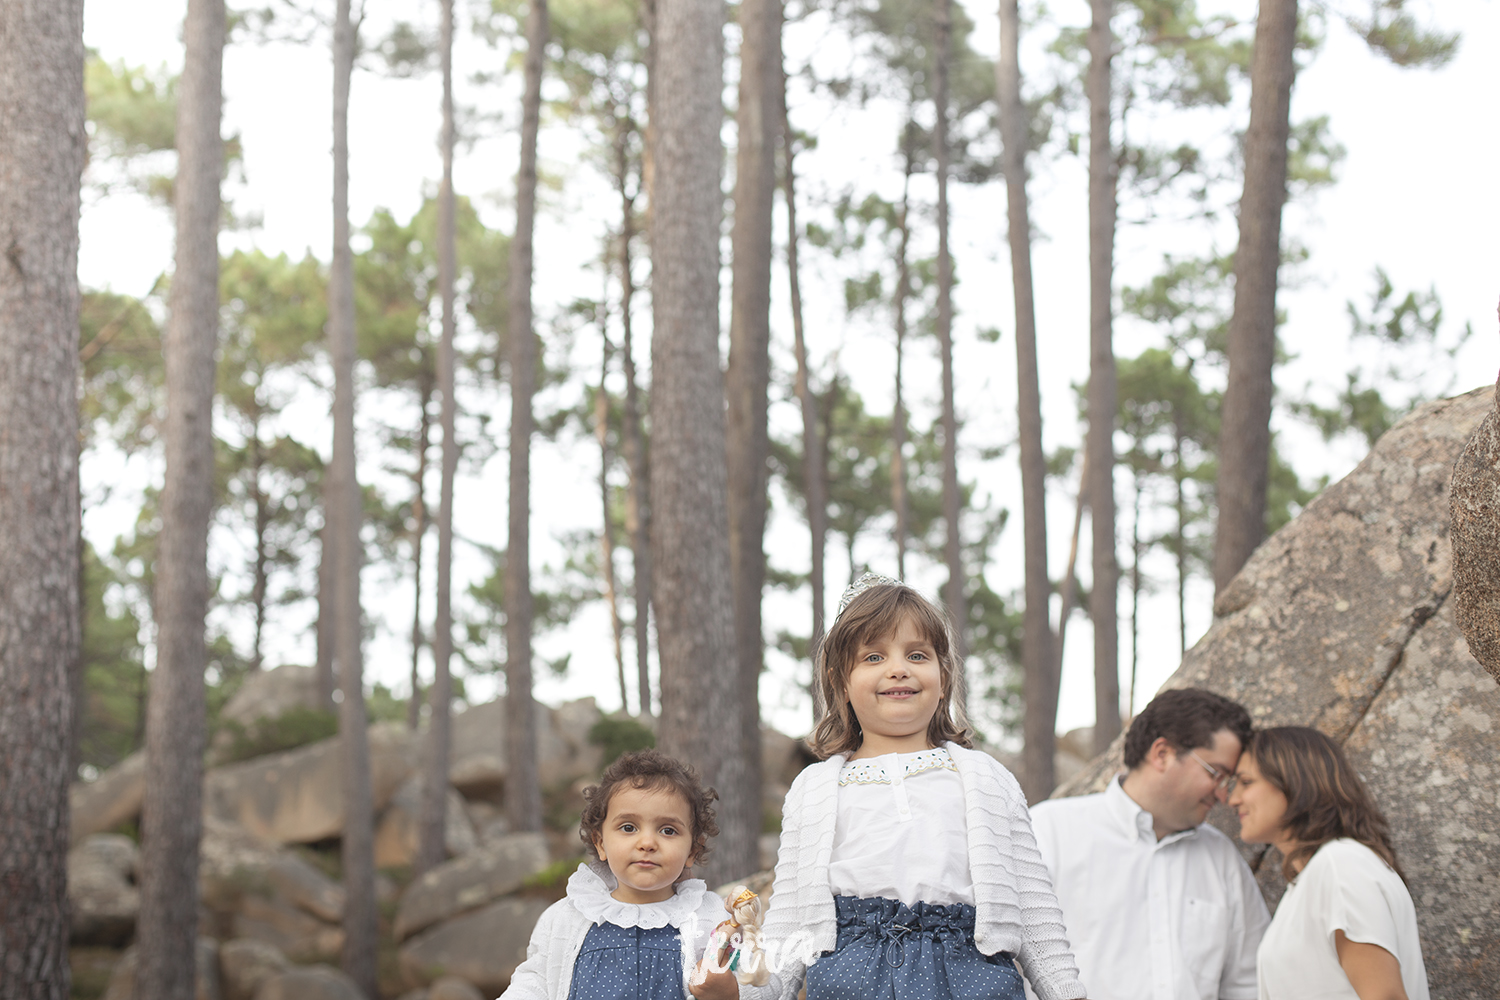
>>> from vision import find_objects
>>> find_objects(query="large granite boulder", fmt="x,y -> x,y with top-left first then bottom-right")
448,698 -> 600,799
199,817 -> 345,924
1450,361 -> 1500,683
211,665 -> 327,765
1056,387 -> 1500,997
71,750 -> 146,845
393,832 -> 550,941
427,978 -> 485,1000
198,817 -> 345,961
397,896 -> 552,994
219,939 -> 292,1000
205,723 -> 416,844
251,965 -> 365,1000
103,937 -> 222,1000
373,775 -> 477,869
68,834 -> 139,945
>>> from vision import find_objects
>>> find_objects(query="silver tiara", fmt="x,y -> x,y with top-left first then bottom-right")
837,572 -> 905,616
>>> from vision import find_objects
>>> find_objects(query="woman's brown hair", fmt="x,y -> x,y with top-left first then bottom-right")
578,749 -> 719,867
807,582 -> 972,759
1247,726 -> 1404,884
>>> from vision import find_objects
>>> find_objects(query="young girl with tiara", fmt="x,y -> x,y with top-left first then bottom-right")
743,576 -> 1087,1000
503,749 -> 739,1000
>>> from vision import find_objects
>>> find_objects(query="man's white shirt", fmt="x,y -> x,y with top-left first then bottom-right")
1028,777 -> 1269,1000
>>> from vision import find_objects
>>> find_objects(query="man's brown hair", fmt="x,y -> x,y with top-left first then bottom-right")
807,582 -> 972,759
1122,687 -> 1254,769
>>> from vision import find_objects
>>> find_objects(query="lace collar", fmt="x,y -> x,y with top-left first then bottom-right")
566,861 -> 711,929
839,746 -> 956,785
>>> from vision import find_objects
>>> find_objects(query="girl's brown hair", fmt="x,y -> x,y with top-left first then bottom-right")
1247,726 -> 1404,884
807,582 -> 972,758
578,749 -> 720,867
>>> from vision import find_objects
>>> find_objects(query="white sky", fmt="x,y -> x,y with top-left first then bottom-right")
79,0 -> 1500,744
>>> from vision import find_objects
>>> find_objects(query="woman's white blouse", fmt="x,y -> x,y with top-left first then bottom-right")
828,747 -> 974,906
1256,839 -> 1429,1000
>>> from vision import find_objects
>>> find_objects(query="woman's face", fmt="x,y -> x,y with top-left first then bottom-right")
1227,752 -> 1289,845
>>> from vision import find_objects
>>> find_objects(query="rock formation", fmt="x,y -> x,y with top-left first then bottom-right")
1450,343 -> 1500,683
1057,386 -> 1500,997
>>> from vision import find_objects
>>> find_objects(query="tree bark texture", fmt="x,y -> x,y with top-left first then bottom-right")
330,2 -> 379,992
250,423 -> 269,671
315,501 -> 336,709
0,2 -> 84,994
406,379 -> 432,732
998,0 -> 1058,802
1086,0 -> 1121,756
138,2 -> 223,997
724,0 -> 781,875
782,76 -> 825,679
649,0 -> 749,886
595,338 -> 628,709
614,133 -> 653,718
506,0 -> 547,835
1213,0 -> 1296,598
891,126 -> 916,582
932,0 -> 967,681
418,0 -> 458,877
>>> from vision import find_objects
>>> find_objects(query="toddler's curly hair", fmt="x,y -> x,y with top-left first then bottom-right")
578,748 -> 720,866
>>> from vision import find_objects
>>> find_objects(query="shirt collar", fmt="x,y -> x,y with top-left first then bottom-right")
1105,774 -> 1199,848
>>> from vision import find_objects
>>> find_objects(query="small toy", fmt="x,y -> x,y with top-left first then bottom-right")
695,884 -> 770,986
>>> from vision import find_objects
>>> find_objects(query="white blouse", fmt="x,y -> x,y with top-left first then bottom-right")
1257,839 -> 1429,1000
828,747 -> 974,906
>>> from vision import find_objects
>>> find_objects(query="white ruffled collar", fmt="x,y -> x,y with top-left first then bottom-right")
566,861 -> 711,929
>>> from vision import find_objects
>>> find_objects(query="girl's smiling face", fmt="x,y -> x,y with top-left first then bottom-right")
593,784 -> 695,904
844,613 -> 943,758
1227,752 -> 1290,846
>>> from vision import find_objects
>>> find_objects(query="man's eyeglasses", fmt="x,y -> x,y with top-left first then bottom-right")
1186,749 -> 1237,793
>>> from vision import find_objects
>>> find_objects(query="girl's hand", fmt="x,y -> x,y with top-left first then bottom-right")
688,968 -> 739,999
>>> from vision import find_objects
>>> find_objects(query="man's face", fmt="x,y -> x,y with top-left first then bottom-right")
1158,728 -> 1242,833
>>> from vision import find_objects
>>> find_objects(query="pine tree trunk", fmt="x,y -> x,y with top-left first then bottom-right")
724,0 -> 780,878
251,409 -> 268,671
781,71 -> 826,713
615,135 -> 654,717
1130,474 -> 1143,716
316,493 -> 336,710
407,378 -> 432,731
1086,0 -> 1120,756
596,339 -> 628,709
1213,0 -> 1296,597
138,2 -> 222,995
932,0 -> 967,680
505,0 -> 547,835
650,0 -> 746,885
418,0 -> 458,875
890,125 -> 916,582
998,0 -> 1057,801
330,1 -> 378,990
1055,458 -> 1087,688
1174,416 -> 1187,656
0,2 -> 84,993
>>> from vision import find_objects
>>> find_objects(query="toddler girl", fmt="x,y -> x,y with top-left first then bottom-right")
745,576 -> 1087,1000
504,749 -> 737,1000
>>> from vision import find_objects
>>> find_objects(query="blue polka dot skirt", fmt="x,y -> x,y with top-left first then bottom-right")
805,896 -> 1025,1000
567,921 -> 687,1000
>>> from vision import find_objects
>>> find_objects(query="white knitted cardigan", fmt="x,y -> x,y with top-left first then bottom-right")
741,743 -> 1085,1000
501,862 -> 726,1000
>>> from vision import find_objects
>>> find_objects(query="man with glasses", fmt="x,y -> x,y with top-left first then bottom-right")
1029,688 -> 1270,1000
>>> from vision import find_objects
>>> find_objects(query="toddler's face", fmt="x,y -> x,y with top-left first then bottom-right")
594,783 -> 695,904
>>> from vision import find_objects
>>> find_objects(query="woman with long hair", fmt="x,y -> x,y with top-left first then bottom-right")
1228,726 -> 1428,1000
